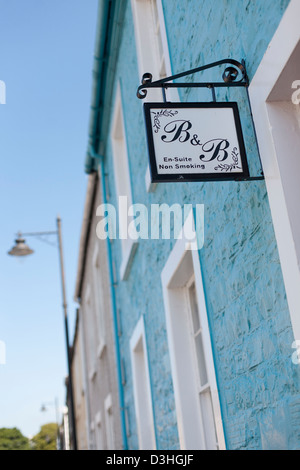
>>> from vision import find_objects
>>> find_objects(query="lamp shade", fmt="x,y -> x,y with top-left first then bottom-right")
8,233 -> 34,257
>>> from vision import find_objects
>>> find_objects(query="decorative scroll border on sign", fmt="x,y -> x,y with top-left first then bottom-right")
144,102 -> 249,183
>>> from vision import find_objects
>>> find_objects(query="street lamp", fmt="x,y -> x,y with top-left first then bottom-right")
8,233 -> 34,257
8,216 -> 77,450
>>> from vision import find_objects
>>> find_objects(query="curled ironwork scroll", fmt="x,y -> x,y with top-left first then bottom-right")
136,59 -> 248,100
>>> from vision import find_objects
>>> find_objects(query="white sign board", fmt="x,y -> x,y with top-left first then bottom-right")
144,102 -> 249,182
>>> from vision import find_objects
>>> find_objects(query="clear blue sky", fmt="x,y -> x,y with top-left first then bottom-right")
0,0 -> 98,437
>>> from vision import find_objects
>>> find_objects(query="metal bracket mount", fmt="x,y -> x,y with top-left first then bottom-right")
136,59 -> 264,181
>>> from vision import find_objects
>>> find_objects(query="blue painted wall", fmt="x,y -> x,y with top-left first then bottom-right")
100,0 -> 300,450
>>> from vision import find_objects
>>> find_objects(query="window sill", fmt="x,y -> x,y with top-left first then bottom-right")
145,165 -> 157,193
120,239 -> 138,281
89,367 -> 97,382
97,340 -> 106,359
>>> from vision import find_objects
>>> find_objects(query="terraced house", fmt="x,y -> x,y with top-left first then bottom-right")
71,0 -> 300,450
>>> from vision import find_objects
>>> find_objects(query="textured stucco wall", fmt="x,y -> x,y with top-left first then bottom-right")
100,0 -> 300,450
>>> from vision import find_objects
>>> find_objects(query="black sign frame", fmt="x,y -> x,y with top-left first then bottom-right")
144,102 -> 250,183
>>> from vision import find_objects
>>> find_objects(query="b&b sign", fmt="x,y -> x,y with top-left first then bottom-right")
144,102 -> 249,182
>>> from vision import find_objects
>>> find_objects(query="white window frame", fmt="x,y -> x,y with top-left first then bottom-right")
111,84 -> 138,280
95,411 -> 104,450
249,0 -> 300,342
131,0 -> 179,193
131,0 -> 172,88
161,210 -> 225,450
90,420 -> 96,450
130,315 -> 156,450
79,310 -> 92,449
83,285 -> 97,382
104,393 -> 115,450
92,243 -> 106,357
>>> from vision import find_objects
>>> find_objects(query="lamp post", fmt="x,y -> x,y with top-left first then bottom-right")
8,216 -> 77,450
40,398 -> 61,449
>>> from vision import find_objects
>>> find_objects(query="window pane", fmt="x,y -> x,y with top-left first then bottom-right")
188,282 -> 200,333
195,333 -> 208,386
200,388 -> 218,450
157,28 -> 164,64
151,0 -> 159,26
159,55 -> 166,79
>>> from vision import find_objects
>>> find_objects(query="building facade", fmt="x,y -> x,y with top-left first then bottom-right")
73,172 -> 123,450
74,0 -> 300,450
71,311 -> 89,450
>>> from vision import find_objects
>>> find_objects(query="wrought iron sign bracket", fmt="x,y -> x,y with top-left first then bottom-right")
137,59 -> 264,182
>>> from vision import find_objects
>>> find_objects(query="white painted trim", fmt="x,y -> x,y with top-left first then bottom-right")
79,311 -> 92,449
249,0 -> 300,342
92,242 -> 106,353
89,367 -> 97,382
97,341 -> 106,359
95,410 -> 104,450
130,0 -> 179,193
104,393 -> 113,411
144,0 -> 180,192
120,237 -> 138,281
155,0 -> 172,79
84,284 -> 98,382
131,0 -> 172,84
130,315 -> 156,450
111,84 -> 138,280
95,411 -> 102,426
74,172 -> 97,300
92,242 -> 99,274
161,210 -> 226,450
84,283 -> 91,305
104,393 -> 115,450
145,164 -> 157,193
111,84 -> 132,207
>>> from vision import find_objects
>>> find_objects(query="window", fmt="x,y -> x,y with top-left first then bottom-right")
131,0 -> 177,192
131,0 -> 171,89
249,0 -> 300,342
130,316 -> 156,450
92,243 -> 106,356
83,285 -> 97,381
150,0 -> 166,79
90,421 -> 95,450
161,211 -> 225,450
187,276 -> 218,450
104,394 -> 115,450
95,411 -> 104,450
78,311 -> 92,449
111,84 -> 138,280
